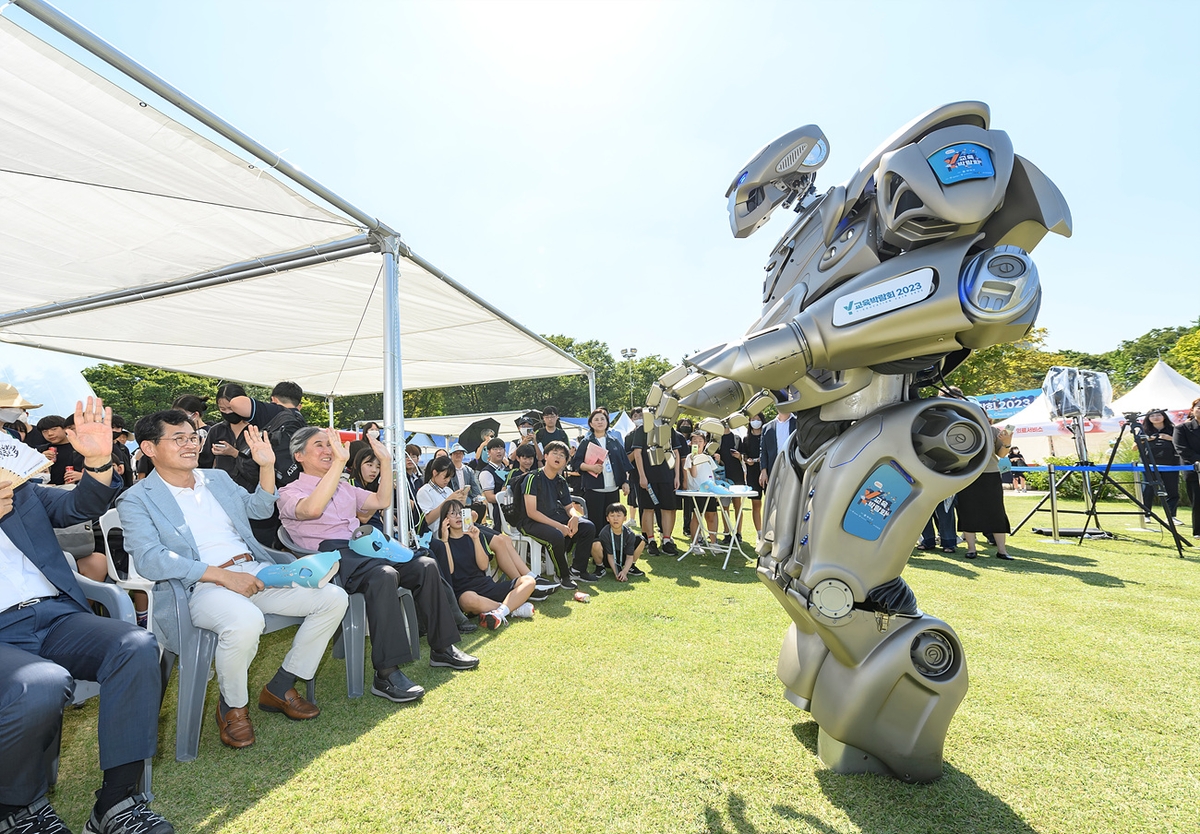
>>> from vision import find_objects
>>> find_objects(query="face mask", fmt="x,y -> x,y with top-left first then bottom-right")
366,429 -> 380,440
633,419 -> 643,428
0,407 -> 26,423
679,426 -> 692,435
221,411 -> 244,424
750,420 -> 762,429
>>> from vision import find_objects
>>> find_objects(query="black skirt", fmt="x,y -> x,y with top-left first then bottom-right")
957,471 -> 1011,534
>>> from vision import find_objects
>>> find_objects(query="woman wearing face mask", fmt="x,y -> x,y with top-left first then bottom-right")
348,422 -> 382,463
204,382 -> 255,490
740,413 -> 766,539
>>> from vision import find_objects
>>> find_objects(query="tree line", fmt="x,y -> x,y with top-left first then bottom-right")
81,322 -> 1200,429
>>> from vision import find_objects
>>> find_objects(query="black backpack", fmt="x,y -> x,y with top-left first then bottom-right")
502,469 -> 532,527
264,408 -> 306,487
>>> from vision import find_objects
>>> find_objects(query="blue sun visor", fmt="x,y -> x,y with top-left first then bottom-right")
927,143 -> 994,185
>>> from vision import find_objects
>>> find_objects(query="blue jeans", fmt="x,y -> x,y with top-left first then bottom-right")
920,498 -> 957,549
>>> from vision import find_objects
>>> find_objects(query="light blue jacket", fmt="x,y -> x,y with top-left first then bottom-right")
116,468 -> 281,650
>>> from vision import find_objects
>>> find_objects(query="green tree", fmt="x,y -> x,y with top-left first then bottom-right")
1165,330 -> 1200,384
946,328 -> 1065,396
82,363 -> 225,423
1098,324 -> 1196,394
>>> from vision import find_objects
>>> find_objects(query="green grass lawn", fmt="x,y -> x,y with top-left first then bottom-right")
50,496 -> 1200,833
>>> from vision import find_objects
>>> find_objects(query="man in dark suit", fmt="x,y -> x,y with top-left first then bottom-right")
759,411 -> 798,491
0,397 -> 172,834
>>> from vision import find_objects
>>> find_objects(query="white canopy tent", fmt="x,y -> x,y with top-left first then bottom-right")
1110,361 -> 1200,425
0,1 -> 595,540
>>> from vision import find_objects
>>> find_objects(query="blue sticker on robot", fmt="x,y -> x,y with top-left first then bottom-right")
928,143 -> 994,185
842,462 -> 914,541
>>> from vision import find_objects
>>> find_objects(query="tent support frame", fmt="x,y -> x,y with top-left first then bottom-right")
380,235 -> 409,544
0,235 -> 375,328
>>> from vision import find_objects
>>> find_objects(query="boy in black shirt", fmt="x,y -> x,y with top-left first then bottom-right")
520,441 -> 595,589
534,405 -> 569,462
592,503 -> 645,581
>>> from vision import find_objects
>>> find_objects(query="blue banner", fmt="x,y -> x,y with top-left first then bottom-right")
975,389 -> 1040,421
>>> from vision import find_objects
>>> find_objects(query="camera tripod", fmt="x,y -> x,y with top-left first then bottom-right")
1078,414 -> 1190,558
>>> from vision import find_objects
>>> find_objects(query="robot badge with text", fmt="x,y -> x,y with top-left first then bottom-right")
643,102 -> 1070,781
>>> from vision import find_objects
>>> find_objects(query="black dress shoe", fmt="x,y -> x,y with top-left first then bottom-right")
371,670 -> 425,703
429,645 -> 479,670
457,620 -> 479,634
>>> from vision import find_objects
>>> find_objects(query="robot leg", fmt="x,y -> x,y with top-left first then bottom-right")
758,398 -> 989,782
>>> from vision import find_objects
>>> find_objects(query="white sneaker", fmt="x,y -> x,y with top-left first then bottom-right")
511,602 -> 535,618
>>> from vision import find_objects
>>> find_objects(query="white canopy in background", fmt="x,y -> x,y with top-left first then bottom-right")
1110,361 -> 1200,424
0,14 -> 590,396
396,411 -> 588,444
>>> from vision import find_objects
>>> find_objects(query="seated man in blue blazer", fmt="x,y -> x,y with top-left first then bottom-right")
759,411 -> 798,491
118,410 -> 348,750
0,397 -> 172,834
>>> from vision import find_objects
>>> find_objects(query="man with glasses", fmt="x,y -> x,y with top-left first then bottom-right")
119,411 -> 349,748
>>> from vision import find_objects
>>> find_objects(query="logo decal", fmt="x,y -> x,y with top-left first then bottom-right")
928,142 -> 995,185
842,463 -> 914,541
832,268 -> 935,327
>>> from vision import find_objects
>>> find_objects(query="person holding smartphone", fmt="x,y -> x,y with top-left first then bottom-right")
509,416 -> 539,465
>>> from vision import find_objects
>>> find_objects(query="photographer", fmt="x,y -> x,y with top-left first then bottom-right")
509,415 -> 538,466
1137,410 -> 1181,523
1172,398 -> 1200,537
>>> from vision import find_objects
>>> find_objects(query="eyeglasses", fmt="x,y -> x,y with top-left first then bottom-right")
164,433 -> 201,448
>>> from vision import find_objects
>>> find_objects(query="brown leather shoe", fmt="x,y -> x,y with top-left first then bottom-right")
258,686 -> 320,720
217,704 -> 255,748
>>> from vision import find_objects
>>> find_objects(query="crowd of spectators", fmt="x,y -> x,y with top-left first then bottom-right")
22,374 -> 1191,833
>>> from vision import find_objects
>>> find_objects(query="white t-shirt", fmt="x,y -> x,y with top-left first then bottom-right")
685,453 -> 716,491
774,417 -> 791,457
0,526 -> 59,610
416,482 -> 453,518
166,470 -> 255,567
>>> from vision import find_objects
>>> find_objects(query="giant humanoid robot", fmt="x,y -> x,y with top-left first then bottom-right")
644,102 -> 1070,782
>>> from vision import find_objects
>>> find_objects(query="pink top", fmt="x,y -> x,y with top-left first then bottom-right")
277,472 -> 372,551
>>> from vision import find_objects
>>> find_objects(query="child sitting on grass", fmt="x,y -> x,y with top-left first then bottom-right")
591,502 -> 645,581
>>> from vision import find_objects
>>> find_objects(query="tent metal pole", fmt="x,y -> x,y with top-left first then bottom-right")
588,369 -> 597,412
381,236 -> 409,544
8,0 -> 398,239
0,236 -> 374,328
403,248 -> 594,384
326,397 -> 335,429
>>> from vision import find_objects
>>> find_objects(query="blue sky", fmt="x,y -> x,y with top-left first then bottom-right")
14,0 -> 1200,369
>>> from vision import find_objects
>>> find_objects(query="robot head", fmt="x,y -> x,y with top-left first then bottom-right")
726,124 -> 829,239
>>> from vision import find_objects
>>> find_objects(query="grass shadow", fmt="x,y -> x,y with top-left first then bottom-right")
780,720 -> 1035,834
909,544 -> 1132,588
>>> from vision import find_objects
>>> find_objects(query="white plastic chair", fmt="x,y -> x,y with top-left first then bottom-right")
498,511 -> 548,578
98,508 -> 155,645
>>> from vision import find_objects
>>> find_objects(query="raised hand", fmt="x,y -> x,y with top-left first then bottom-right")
65,397 -> 114,463
367,435 -> 392,463
327,428 -> 350,466
244,426 -> 276,467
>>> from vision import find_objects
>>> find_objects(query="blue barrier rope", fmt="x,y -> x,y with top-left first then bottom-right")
1011,464 -> 1195,472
